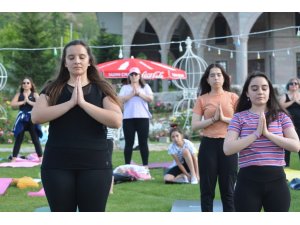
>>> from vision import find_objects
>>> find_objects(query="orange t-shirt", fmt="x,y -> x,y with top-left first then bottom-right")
193,91 -> 239,138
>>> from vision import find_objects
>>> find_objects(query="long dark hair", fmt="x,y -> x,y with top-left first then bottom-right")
169,126 -> 184,139
44,40 -> 121,108
127,73 -> 146,88
198,63 -> 231,96
236,71 -> 284,126
19,77 -> 37,93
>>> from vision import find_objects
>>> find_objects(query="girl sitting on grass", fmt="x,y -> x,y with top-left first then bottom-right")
164,126 -> 199,184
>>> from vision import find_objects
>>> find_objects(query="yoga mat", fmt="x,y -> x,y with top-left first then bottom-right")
284,168 -> 300,182
28,188 -> 45,197
171,200 -> 223,212
0,161 -> 41,168
0,178 -> 13,195
34,206 -> 50,212
131,160 -> 172,169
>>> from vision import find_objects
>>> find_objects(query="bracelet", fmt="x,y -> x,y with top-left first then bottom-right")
211,117 -> 215,123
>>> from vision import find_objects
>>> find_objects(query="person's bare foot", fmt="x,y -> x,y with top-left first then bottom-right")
11,157 -> 17,162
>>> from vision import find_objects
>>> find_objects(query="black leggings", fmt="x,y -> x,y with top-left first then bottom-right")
234,167 -> 290,212
13,122 -> 43,157
284,150 -> 300,167
198,137 -> 238,212
41,169 -> 112,212
123,118 -> 149,165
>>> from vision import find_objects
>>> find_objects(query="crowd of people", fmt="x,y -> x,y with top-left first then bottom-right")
7,39 -> 300,212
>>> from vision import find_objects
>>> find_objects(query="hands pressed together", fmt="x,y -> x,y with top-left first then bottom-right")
70,76 -> 86,108
211,104 -> 225,123
254,112 -> 269,138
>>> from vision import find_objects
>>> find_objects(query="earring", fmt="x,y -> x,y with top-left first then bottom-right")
247,97 -> 250,101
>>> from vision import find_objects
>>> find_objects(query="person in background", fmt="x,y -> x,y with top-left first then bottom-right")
118,67 -> 153,169
191,63 -> 238,212
279,77 -> 300,167
224,72 -> 300,212
31,40 -> 122,212
107,127 -> 116,194
10,77 -> 43,162
164,126 -> 199,184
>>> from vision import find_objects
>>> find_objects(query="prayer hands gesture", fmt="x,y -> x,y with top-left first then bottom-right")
213,104 -> 224,122
255,112 -> 269,138
70,76 -> 86,107
132,86 -> 140,96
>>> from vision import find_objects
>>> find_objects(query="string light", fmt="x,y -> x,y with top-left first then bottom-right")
272,51 -> 275,57
218,49 -> 221,55
0,25 -> 300,58
179,42 -> 183,52
230,51 -> 234,59
257,52 -> 260,59
235,36 -> 241,46
118,46 -> 123,59
53,48 -> 57,56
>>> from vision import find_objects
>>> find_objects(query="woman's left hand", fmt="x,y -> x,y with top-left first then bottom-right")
219,104 -> 225,122
261,112 -> 269,136
76,76 -> 86,106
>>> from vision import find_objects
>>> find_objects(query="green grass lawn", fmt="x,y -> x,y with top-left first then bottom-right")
0,148 -> 300,212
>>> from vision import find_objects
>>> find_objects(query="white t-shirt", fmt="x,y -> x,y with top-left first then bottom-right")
119,84 -> 153,119
168,139 -> 197,168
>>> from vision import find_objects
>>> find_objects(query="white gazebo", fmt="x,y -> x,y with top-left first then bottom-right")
0,63 -> 8,120
172,37 -> 208,131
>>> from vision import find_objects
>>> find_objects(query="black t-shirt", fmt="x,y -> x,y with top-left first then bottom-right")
285,93 -> 300,132
19,92 -> 35,112
41,83 -> 112,170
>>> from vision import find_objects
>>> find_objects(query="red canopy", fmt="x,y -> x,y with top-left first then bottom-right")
97,57 -> 186,80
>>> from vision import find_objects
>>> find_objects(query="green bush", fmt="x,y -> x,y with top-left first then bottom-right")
0,93 -> 33,144
0,94 -> 15,144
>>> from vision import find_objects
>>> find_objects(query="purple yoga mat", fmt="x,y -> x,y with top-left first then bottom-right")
131,161 -> 172,168
28,188 -> 45,197
0,178 -> 12,195
0,161 -> 41,168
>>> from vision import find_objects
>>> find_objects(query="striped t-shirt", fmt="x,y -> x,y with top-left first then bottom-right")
228,110 -> 293,168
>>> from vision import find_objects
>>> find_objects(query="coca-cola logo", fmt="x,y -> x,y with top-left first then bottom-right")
141,71 -> 165,79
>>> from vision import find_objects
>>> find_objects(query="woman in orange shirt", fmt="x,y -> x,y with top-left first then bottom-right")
191,63 -> 238,212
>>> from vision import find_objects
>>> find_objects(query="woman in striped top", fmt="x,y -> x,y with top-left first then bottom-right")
224,72 -> 300,212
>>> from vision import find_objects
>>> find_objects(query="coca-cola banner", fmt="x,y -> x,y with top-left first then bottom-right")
97,57 -> 187,80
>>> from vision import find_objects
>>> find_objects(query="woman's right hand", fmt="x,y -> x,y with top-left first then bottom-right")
213,105 -> 220,121
70,79 -> 78,107
256,112 -> 264,137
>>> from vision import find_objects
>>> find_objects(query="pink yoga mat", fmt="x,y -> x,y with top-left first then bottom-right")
131,161 -> 172,168
0,161 -> 41,168
28,188 -> 45,197
0,178 -> 13,195
0,154 -> 41,167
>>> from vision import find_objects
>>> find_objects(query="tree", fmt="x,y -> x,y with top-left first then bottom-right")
9,13 -> 57,88
91,27 -> 122,64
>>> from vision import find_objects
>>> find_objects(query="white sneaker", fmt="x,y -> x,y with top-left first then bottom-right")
175,175 -> 189,184
190,176 -> 198,184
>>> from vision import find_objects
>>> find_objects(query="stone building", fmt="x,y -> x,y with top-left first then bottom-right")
97,12 -> 300,91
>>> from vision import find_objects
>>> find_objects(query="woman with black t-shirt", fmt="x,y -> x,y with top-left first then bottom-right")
10,77 -> 43,162
32,40 -> 122,212
279,77 -> 300,167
